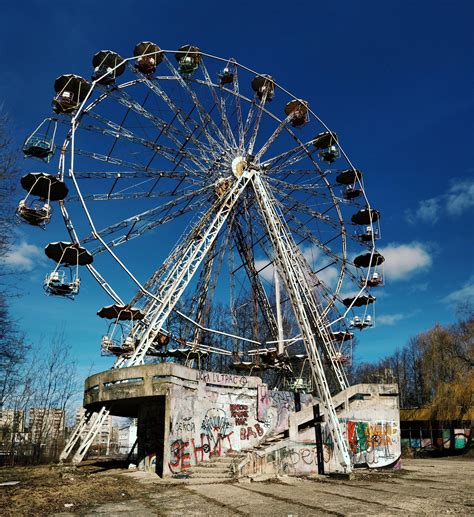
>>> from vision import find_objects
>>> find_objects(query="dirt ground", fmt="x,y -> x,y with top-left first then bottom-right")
1,456 -> 473,516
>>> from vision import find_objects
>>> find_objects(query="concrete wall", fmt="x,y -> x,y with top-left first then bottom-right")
84,365 -> 400,477
166,376 -> 264,477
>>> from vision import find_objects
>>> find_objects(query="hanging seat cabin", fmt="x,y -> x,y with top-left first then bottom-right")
356,225 -> 380,242
134,41 -> 162,75
336,168 -> 362,185
351,207 -> 380,225
286,376 -> 312,392
52,74 -> 91,114
342,293 -> 376,308
284,99 -> 309,127
218,65 -> 234,85
353,251 -> 385,269
44,270 -> 80,297
43,241 -> 93,299
331,352 -> 350,365
350,315 -> 373,330
251,74 -> 275,101
97,303 -> 145,356
17,199 -> 51,227
153,331 -> 170,348
175,45 -> 201,75
335,169 -> 363,199
92,50 -> 125,85
22,118 -> 57,163
362,271 -> 383,288
343,186 -> 362,200
17,172 -> 68,227
312,130 -> 339,163
331,330 -> 354,342
166,348 -> 209,361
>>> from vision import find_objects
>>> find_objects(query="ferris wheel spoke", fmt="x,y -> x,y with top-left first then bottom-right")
82,184 -> 213,245
67,182 -> 205,202
254,116 -> 291,162
135,73 -> 223,162
231,65 -> 245,150
270,184 -> 342,231
200,60 -> 238,149
78,118 -> 203,174
162,55 -> 231,154
131,232 -> 193,309
92,194 -> 210,255
106,86 -> 214,168
245,90 -> 271,155
74,149 -> 201,179
84,110 -> 208,172
268,176 -> 335,203
263,138 -> 319,173
283,211 -> 354,283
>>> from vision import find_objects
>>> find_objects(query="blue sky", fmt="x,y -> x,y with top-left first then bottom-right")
1,0 -> 473,382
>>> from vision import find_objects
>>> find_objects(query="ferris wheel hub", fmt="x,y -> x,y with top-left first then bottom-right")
231,156 -> 247,178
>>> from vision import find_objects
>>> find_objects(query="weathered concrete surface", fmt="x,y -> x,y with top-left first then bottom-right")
83,365 -> 400,477
79,457 -> 474,516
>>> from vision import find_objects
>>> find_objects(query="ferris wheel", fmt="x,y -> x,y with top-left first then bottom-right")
18,43 -> 384,470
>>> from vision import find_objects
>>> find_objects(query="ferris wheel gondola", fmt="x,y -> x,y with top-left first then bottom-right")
22,118 -> 57,163
134,42 -> 163,75
98,303 -> 144,356
43,241 -> 93,299
17,172 -> 68,227
52,74 -> 91,114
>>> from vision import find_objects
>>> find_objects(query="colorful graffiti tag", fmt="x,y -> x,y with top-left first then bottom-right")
346,420 -> 398,465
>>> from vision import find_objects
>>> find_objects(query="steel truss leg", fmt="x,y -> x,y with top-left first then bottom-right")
59,409 -> 94,462
251,174 -> 352,472
59,406 -> 110,464
72,406 -> 110,464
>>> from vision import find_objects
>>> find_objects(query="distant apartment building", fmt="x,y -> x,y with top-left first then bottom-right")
0,409 -> 25,434
28,408 -> 65,444
118,421 -> 137,454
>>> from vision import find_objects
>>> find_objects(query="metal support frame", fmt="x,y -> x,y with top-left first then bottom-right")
251,173 -> 351,472
60,406 -> 110,464
115,170 -> 253,368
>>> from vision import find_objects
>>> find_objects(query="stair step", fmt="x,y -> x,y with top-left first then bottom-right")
191,466 -> 231,473
189,471 -> 234,479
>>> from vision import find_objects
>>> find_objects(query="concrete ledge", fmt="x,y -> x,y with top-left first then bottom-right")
83,364 -> 262,416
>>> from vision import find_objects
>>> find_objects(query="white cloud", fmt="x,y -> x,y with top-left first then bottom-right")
377,313 -> 405,326
446,179 -> 474,216
443,276 -> 474,305
255,258 -> 274,283
406,177 -> 474,224
410,198 -> 440,224
317,266 -> 339,287
1,241 -> 45,272
379,242 -> 432,281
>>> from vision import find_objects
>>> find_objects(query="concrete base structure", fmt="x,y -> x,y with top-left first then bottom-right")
84,364 -> 401,478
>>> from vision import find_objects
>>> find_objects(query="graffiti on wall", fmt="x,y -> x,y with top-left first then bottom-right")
196,370 -> 249,387
230,404 -> 249,425
346,420 -> 398,465
257,384 -> 270,422
240,423 -> 264,440
174,416 -> 195,433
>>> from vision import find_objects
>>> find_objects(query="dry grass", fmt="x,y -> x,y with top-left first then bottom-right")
0,460 -> 146,516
